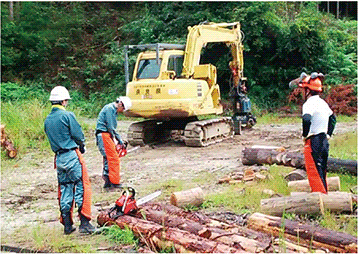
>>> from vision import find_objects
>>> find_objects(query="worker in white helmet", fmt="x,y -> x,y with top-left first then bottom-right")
95,96 -> 132,190
44,86 -> 96,234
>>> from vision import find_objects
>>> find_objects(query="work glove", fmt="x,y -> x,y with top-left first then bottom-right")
79,144 -> 86,154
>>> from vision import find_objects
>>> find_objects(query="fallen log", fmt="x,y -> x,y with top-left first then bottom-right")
288,176 -> 340,192
170,187 -> 204,208
290,191 -> 353,213
97,210 -> 242,253
242,147 -> 357,175
138,205 -> 269,253
1,125 -> 17,158
261,192 -> 324,216
247,212 -> 358,253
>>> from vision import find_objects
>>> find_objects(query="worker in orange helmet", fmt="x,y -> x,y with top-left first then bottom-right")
298,72 -> 336,193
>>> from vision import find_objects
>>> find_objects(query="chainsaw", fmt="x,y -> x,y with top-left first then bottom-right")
116,141 -> 140,158
108,187 -> 161,220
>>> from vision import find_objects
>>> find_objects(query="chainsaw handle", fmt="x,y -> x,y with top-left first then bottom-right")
128,187 -> 136,199
121,187 -> 135,198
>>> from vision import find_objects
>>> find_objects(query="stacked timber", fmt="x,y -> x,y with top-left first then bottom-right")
242,147 -> 357,175
97,203 -> 357,253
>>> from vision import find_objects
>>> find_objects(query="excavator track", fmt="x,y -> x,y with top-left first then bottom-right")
184,117 -> 234,147
127,120 -> 171,146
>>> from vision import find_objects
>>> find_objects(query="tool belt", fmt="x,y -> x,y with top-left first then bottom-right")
56,147 -> 77,155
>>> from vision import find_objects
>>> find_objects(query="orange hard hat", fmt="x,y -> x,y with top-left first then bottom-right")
298,74 -> 322,92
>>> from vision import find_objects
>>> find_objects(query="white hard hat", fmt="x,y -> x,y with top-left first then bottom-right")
49,86 -> 71,101
117,96 -> 132,111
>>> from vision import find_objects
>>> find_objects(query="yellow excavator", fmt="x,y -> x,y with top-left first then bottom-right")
123,22 -> 256,147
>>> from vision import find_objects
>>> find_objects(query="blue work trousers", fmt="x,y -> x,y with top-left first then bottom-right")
56,150 -> 84,214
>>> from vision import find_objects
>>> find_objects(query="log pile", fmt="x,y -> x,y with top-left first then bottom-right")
97,202 -> 357,253
248,212 -> 357,253
1,125 -> 17,158
242,147 -> 357,175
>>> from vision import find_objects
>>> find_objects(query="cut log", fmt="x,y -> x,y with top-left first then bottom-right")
1,125 -> 17,158
97,211 -> 242,253
288,176 -> 340,192
138,206 -> 267,253
284,169 -> 307,181
247,212 -> 358,253
291,191 -> 353,213
170,187 -> 204,208
261,192 -> 324,216
242,147 -> 357,175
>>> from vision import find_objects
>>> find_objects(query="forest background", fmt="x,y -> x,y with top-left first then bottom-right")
1,1 -> 357,116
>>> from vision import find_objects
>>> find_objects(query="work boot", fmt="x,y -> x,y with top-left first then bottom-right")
103,175 -> 111,188
62,213 -> 76,235
79,214 -> 96,234
111,183 -> 123,189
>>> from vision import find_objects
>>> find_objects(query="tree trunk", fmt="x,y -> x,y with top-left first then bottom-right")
288,176 -> 340,192
242,147 -> 357,175
97,211 -> 242,253
1,125 -> 17,158
170,187 -> 204,208
261,192 -> 324,216
247,212 -> 358,253
291,191 -> 353,213
9,2 -> 14,21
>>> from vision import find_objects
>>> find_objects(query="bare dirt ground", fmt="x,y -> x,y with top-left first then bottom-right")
0,119 -> 356,251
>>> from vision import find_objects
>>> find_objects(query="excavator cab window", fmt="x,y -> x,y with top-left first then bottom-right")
137,59 -> 162,79
168,55 -> 184,77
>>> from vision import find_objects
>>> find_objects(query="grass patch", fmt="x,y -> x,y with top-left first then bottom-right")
256,113 -> 301,125
203,166 -> 292,213
319,211 -> 357,236
3,224 -> 96,253
100,225 -> 138,246
330,131 -> 357,160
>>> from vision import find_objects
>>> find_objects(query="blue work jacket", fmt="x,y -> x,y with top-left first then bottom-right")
44,105 -> 85,153
95,102 -> 122,142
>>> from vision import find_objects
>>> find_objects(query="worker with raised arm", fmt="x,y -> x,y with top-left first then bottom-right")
95,96 -> 132,190
44,86 -> 96,235
299,72 -> 336,193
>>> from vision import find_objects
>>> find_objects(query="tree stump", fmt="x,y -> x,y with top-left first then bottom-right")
170,187 -> 204,208
284,169 -> 307,181
288,176 -> 340,192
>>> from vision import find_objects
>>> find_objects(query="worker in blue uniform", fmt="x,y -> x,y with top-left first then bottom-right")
95,96 -> 132,189
44,86 -> 95,235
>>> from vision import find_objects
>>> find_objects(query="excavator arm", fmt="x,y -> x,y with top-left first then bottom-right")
181,22 -> 244,88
